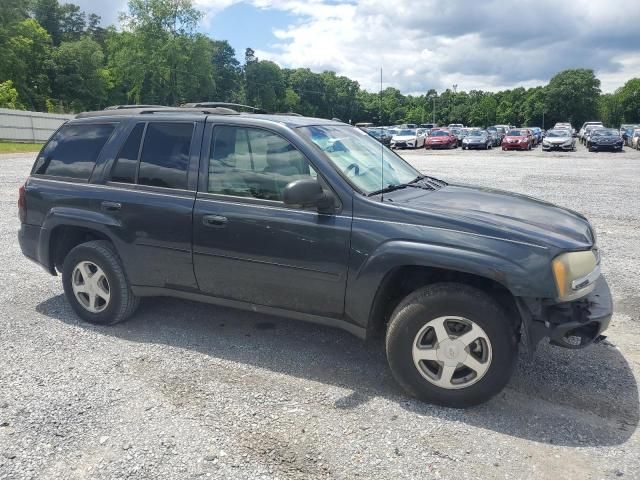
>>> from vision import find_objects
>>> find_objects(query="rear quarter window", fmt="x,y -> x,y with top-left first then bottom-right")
32,123 -> 116,180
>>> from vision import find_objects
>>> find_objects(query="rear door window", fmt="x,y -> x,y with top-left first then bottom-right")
138,122 -> 194,190
110,123 -> 145,184
33,123 -> 115,179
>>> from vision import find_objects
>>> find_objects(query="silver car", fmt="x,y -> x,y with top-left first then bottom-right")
542,129 -> 575,151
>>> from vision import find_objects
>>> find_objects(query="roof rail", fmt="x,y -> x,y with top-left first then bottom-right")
104,104 -> 167,110
76,106 -> 239,119
182,102 -> 269,114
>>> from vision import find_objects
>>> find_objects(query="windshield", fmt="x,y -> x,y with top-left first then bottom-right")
547,130 -> 569,137
592,129 -> 618,136
397,129 -> 415,136
299,125 -> 421,195
468,130 -> 483,136
432,130 -> 450,137
507,130 -> 523,136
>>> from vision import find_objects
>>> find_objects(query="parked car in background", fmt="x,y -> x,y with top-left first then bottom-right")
502,129 -> 532,151
587,128 -> 624,152
621,125 -> 640,146
462,129 -> 492,150
425,129 -> 457,149
390,128 -> 426,149
582,125 -> 605,146
631,128 -> 640,150
542,129 -> 575,151
448,123 -> 464,129
420,123 -> 436,130
529,127 -> 543,145
487,129 -> 501,147
455,128 -> 471,146
355,122 -> 374,129
366,127 -> 393,146
579,121 -> 604,142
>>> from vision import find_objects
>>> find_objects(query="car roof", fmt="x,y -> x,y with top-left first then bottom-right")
72,108 -> 345,128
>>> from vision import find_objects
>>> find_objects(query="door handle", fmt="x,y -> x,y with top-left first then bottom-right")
101,201 -> 121,212
203,214 -> 228,227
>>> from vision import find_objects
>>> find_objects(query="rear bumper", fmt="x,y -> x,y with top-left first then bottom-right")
517,275 -> 613,351
19,223 -> 53,274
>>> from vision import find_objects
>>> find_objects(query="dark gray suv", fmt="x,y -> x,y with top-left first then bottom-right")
18,107 -> 612,407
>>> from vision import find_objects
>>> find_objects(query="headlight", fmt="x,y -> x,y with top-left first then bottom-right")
463,138 -> 469,143
543,140 -> 550,145
562,140 -> 572,146
551,250 -> 599,302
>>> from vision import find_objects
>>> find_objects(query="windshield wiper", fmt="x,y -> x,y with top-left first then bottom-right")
367,183 -> 410,196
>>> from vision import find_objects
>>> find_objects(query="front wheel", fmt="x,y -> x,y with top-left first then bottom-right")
386,283 -> 517,408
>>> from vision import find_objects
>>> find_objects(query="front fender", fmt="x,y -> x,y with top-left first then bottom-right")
38,207 -> 123,273
344,240 -> 554,329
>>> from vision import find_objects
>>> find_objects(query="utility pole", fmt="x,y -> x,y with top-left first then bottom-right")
432,95 -> 436,124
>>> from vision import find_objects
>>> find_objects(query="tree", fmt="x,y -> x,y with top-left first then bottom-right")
51,37 -> 108,111
545,69 -> 601,127
0,80 -> 22,109
59,3 -> 86,41
245,61 -> 285,111
32,0 -> 62,44
616,78 -> 640,124
1,19 -> 52,110
108,0 -> 206,105
211,40 -> 242,102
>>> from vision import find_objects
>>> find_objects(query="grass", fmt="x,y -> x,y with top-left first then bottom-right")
0,141 -> 43,154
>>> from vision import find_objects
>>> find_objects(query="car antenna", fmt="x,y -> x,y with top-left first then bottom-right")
380,67 -> 384,203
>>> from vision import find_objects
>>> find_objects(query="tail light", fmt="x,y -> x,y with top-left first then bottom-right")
18,183 -> 27,224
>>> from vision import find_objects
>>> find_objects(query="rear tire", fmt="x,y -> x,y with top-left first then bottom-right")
62,240 -> 139,326
385,283 -> 517,408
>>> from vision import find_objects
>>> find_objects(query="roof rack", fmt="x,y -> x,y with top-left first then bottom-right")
181,102 -> 269,114
75,106 -> 240,119
104,104 -> 168,110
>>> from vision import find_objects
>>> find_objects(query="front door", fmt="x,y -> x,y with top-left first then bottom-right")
192,124 -> 351,317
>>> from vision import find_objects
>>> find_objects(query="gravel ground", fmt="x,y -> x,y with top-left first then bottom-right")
0,143 -> 639,480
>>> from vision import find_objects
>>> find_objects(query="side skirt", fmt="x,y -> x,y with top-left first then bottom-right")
131,286 -> 367,340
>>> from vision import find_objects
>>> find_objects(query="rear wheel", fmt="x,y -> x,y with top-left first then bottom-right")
62,240 -> 139,325
386,283 -> 517,408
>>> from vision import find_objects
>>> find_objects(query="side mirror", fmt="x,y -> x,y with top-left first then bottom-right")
283,178 -> 335,214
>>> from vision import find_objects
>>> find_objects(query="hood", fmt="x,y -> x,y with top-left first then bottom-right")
546,136 -> 571,142
428,136 -> 449,141
505,135 -> 527,140
393,135 -> 416,141
387,183 -> 593,249
466,135 -> 486,141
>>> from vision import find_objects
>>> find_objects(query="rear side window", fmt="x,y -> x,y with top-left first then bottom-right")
110,123 -> 145,184
138,122 -> 194,189
33,124 -> 115,179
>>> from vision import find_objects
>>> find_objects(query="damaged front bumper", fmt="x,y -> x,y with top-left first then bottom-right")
516,276 -> 613,354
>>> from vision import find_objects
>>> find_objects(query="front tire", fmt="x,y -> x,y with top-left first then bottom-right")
62,240 -> 139,326
385,283 -> 517,408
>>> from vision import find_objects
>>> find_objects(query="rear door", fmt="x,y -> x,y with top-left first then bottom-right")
192,123 -> 352,317
98,119 -> 202,289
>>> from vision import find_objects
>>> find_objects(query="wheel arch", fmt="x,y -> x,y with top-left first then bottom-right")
40,207 -> 122,274
366,265 -> 521,340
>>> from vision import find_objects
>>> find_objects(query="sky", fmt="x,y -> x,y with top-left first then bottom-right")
66,0 -> 640,95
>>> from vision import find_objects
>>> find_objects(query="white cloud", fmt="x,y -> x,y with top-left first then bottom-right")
163,0 -> 640,93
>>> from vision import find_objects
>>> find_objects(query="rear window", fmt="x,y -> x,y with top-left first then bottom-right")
137,122 -> 194,190
33,123 -> 115,179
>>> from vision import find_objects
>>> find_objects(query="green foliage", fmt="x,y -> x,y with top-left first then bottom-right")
545,69 -> 601,127
51,37 -> 108,111
0,80 -> 22,109
0,0 -> 636,130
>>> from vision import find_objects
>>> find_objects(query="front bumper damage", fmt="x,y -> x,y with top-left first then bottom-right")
516,276 -> 613,355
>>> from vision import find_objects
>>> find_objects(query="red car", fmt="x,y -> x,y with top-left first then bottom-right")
501,129 -> 532,151
425,130 -> 457,149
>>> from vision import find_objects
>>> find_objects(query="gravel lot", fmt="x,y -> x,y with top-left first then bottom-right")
1,143 -> 639,479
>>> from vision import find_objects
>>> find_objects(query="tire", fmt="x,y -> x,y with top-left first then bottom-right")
62,240 -> 139,326
385,283 -> 517,408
